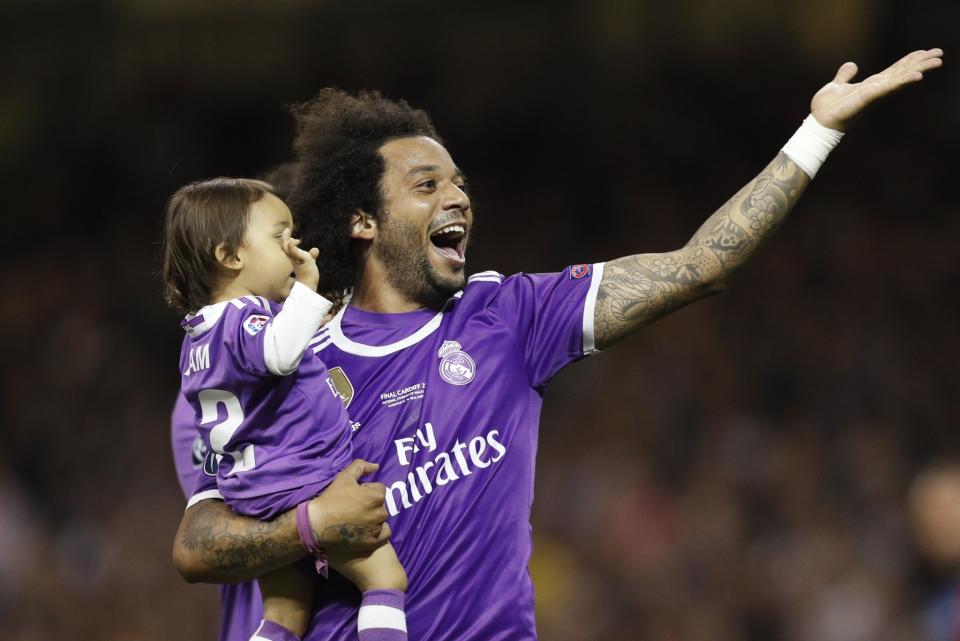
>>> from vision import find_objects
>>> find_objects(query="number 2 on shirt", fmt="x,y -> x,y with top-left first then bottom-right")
197,388 -> 256,476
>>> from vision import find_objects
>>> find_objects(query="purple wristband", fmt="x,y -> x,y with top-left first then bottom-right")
295,501 -> 329,578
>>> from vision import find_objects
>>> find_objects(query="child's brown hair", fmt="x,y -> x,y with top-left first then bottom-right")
161,177 -> 275,315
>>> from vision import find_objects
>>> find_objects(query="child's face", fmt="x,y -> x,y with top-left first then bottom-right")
236,192 -> 298,301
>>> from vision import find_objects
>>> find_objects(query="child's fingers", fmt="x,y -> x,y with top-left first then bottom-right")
308,247 -> 320,259
282,232 -> 309,260
281,228 -> 295,255
288,244 -> 315,264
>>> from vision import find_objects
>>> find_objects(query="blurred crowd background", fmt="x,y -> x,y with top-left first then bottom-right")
2,1 -> 958,639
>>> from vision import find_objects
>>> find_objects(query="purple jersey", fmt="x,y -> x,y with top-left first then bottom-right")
179,287 -> 354,519
170,393 -> 263,641
192,264 -> 605,641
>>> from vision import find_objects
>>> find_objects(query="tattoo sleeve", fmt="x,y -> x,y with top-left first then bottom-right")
594,153 -> 810,349
175,500 -> 303,583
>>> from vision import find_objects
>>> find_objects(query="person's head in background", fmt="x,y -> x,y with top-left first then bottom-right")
911,461 -> 960,570
260,161 -> 301,202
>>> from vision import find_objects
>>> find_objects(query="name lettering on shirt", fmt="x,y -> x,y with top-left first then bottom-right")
183,343 -> 211,376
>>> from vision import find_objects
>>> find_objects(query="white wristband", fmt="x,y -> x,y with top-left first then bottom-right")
781,115 -> 844,179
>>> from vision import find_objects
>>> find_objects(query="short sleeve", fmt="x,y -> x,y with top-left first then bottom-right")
225,304 -> 279,377
226,286 -> 332,377
490,263 -> 605,388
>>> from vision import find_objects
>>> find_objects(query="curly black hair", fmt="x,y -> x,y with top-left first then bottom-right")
288,89 -> 441,304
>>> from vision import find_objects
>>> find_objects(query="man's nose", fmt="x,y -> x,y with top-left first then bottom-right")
443,184 -> 470,211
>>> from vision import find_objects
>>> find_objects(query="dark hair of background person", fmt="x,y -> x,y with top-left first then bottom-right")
288,88 -> 441,306
260,162 -> 301,202
161,178 -> 276,315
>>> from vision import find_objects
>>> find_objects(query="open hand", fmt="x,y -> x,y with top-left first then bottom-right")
811,48 -> 943,131
281,228 -> 320,291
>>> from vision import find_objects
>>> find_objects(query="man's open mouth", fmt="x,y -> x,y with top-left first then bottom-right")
429,223 -> 466,265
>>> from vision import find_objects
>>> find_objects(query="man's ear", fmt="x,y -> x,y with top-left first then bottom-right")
214,243 -> 243,272
350,210 -> 378,240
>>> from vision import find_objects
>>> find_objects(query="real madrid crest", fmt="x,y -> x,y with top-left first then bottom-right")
438,340 -> 476,385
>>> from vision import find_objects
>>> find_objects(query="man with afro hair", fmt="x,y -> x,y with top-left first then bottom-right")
172,49 -> 943,641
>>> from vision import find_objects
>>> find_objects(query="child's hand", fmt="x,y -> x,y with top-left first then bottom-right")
281,228 -> 320,292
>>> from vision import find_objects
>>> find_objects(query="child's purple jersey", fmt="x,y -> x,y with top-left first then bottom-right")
180,291 -> 354,518
187,264 -> 606,641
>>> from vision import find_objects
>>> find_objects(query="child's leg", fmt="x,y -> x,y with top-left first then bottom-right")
252,565 -> 314,641
329,543 -> 408,641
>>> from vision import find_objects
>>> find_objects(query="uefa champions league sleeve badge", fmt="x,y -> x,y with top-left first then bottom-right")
438,340 -> 476,385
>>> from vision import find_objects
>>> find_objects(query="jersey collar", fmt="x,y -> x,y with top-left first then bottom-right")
323,291 -> 462,357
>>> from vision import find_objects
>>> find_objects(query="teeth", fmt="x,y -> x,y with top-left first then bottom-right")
434,224 -> 465,236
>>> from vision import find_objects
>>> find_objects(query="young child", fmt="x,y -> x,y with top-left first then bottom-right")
161,178 -> 408,641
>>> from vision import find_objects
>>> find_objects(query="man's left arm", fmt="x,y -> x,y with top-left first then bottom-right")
594,48 -> 943,350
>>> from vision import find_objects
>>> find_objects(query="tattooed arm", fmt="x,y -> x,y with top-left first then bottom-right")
173,459 -> 391,583
595,154 -> 805,348
595,153 -> 806,348
174,500 -> 301,583
594,48 -> 943,350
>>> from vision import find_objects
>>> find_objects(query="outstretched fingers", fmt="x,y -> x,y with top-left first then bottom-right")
811,47 -> 942,130
870,48 -> 943,96
833,61 -> 859,84
889,48 -> 943,79
908,48 -> 943,65
912,52 -> 944,76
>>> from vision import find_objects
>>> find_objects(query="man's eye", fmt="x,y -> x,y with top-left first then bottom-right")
417,180 -> 436,190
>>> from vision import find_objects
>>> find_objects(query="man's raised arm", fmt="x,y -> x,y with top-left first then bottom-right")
173,459 -> 392,583
594,48 -> 943,350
